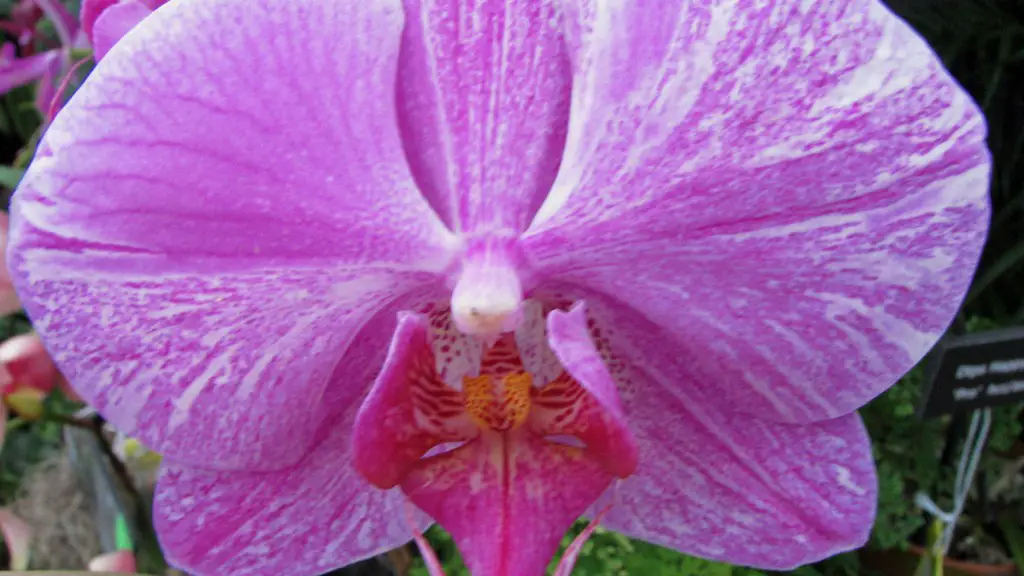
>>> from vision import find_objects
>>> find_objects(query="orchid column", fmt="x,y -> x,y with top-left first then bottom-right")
7,0 -> 990,575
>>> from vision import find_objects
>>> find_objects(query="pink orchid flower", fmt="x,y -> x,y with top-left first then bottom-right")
81,0 -> 168,61
7,0 -> 991,575
0,0 -> 45,49
0,0 -> 82,116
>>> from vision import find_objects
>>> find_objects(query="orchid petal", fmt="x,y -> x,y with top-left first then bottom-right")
0,50 -> 58,94
353,312 -> 477,489
582,297 -> 876,569
89,0 -> 153,60
9,0 -> 456,470
0,508 -> 31,570
0,332 -> 58,393
155,418 -> 429,576
396,0 -> 571,233
524,0 -> 991,422
403,431 -> 611,576
608,409 -> 875,569
0,213 -> 22,316
542,302 -> 638,478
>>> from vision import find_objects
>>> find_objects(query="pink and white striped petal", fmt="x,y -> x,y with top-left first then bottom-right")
583,296 -> 877,569
525,0 -> 991,422
396,0 -> 571,233
9,0 -> 456,470
154,412 -> 430,576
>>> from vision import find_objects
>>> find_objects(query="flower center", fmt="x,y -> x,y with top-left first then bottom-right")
353,303 -> 640,494
461,333 -> 534,432
450,238 -> 524,338
463,372 -> 533,431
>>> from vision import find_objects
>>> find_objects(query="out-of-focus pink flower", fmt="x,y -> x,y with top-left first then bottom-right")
0,40 -> 58,98
0,332 -> 59,395
8,1 -> 992,575
0,0 -> 82,117
0,332 -> 62,424
81,0 -> 168,60
0,213 -> 22,316
0,508 -> 31,570
88,550 -> 137,572
0,0 -> 44,50
0,0 -> 168,117
0,331 -> 79,429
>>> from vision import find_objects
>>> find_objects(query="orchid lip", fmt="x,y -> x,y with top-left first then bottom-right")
352,304 -> 639,575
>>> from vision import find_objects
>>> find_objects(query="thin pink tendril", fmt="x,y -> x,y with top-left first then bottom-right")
404,500 -> 445,576
554,502 -> 613,576
555,480 -> 621,576
46,55 -> 91,123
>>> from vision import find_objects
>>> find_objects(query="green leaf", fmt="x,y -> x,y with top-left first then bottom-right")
998,512 -> 1024,574
0,165 -> 25,190
966,237 -> 1024,305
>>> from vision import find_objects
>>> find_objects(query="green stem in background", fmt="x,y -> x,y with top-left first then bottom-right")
998,512 -> 1024,575
913,520 -> 945,576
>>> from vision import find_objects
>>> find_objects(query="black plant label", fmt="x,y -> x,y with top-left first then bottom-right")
919,326 -> 1024,418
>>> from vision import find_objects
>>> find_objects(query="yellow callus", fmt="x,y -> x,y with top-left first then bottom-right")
463,372 -> 533,432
